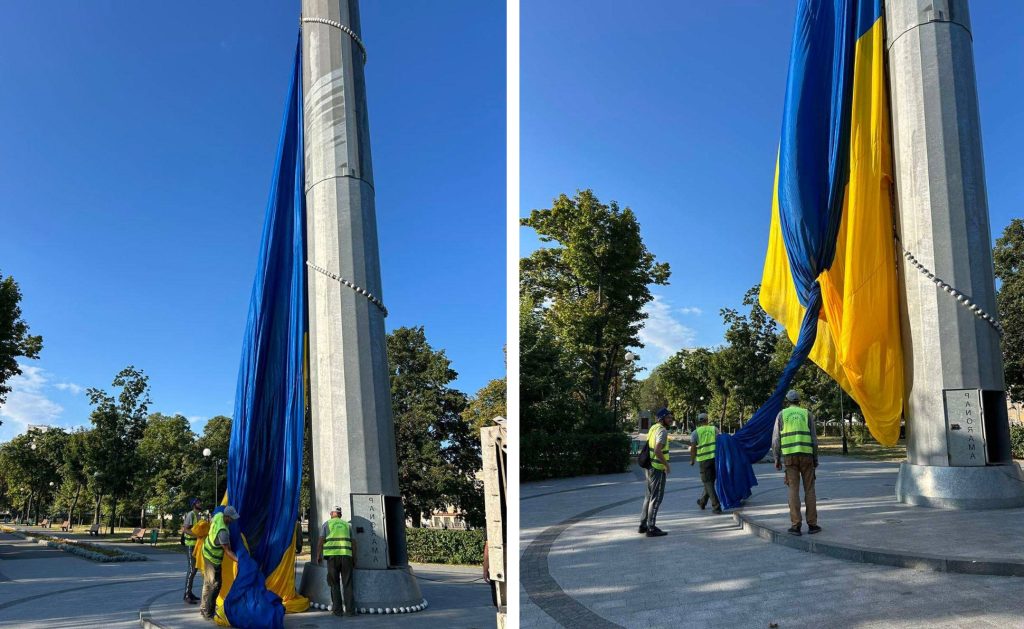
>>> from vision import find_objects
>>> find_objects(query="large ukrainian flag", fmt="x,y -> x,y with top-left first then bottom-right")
712,0 -> 903,510
761,0 -> 903,446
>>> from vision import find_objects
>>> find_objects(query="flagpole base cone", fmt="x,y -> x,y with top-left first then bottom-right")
896,462 -> 1024,509
299,563 -> 426,613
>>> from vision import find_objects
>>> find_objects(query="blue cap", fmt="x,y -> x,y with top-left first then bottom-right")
190,498 -> 201,507
656,408 -> 671,419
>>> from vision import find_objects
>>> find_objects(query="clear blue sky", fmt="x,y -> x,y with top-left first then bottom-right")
0,1 -> 505,441
521,0 -> 1023,372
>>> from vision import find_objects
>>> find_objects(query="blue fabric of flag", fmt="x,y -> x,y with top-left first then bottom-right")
715,0 -> 861,509
222,38 -> 306,627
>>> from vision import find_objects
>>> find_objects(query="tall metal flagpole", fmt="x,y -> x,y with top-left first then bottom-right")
298,0 -> 425,612
886,0 -> 1024,508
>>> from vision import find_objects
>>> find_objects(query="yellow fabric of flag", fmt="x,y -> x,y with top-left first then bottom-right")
761,16 -> 903,446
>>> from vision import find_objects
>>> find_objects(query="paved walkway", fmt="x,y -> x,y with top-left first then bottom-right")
521,456 -> 1024,629
734,459 -> 1024,575
0,531 -> 493,629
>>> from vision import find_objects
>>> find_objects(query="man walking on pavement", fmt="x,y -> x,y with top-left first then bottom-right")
317,506 -> 356,616
690,413 -> 722,513
772,390 -> 821,536
200,505 -> 239,620
639,408 -> 674,537
181,498 -> 204,604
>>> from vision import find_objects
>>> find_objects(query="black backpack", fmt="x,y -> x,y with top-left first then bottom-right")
637,439 -> 652,469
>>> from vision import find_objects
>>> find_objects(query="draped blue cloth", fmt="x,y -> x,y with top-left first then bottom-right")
223,38 -> 306,628
715,0 -> 859,509
216,507 -> 286,629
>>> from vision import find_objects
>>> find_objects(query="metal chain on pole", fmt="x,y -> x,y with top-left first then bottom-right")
895,236 -> 1004,336
307,261 -> 389,316
300,16 -> 367,64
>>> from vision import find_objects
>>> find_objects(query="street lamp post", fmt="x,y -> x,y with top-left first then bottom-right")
202,448 -> 223,507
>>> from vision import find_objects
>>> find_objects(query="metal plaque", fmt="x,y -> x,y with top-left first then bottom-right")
943,389 -> 987,466
350,493 -> 388,569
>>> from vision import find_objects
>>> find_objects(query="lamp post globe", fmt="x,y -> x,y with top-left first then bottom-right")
625,351 -> 636,362
202,448 -> 212,458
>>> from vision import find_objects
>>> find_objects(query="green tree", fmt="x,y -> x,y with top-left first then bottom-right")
521,190 -> 670,422
520,294 -> 579,434
0,272 -> 43,421
58,428 -> 91,528
715,285 -> 779,429
388,326 -> 482,528
192,415 -> 231,506
0,427 -> 67,523
995,218 -> 1024,403
136,413 -> 196,529
463,377 -> 506,437
657,347 -> 715,430
85,366 -> 151,534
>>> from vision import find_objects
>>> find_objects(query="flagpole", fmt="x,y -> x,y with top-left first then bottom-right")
886,0 -> 1024,508
298,0 -> 425,612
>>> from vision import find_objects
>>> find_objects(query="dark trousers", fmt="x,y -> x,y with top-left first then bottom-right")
698,459 -> 721,510
200,560 -> 221,618
325,555 -> 355,616
785,454 -> 817,526
639,468 -> 666,528
184,545 -> 198,596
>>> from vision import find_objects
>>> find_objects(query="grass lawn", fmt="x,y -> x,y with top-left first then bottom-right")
818,435 -> 907,462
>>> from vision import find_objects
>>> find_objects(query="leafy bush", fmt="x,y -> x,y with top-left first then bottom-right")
1010,424 -> 1024,460
405,528 -> 483,565
521,432 -> 631,481
848,425 -> 869,447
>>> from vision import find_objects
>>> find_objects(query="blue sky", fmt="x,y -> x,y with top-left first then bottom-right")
0,1 -> 505,441
521,0 -> 1024,372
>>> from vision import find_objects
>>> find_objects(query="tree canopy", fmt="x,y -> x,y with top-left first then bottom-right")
388,326 -> 483,528
995,218 -> 1024,403
0,271 -> 43,419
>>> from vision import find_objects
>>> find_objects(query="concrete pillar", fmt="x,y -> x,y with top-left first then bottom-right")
887,0 -> 1024,508
298,0 -> 424,611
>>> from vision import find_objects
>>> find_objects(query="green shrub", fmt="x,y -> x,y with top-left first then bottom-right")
848,425 -> 869,447
521,432 -> 631,481
1010,424 -> 1024,460
405,528 -> 483,565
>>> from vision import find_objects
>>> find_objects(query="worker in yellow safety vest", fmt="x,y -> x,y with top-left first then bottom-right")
772,390 -> 820,536
639,408 -> 674,537
200,505 -> 239,620
181,498 -> 204,604
689,413 -> 722,513
317,505 -> 357,616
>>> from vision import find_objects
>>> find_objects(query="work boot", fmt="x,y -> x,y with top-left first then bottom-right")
646,527 -> 667,537
808,525 -> 822,535
696,499 -> 706,510
712,506 -> 723,514
637,523 -> 648,534
788,524 -> 802,536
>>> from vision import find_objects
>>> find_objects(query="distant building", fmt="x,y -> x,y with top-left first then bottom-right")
26,424 -> 51,433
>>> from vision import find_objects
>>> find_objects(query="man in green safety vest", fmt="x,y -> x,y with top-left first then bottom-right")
317,505 -> 356,616
181,498 -> 204,604
772,390 -> 820,536
689,413 -> 722,513
638,408 -> 674,537
200,505 -> 239,620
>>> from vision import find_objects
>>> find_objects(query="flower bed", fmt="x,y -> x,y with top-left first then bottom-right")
0,526 -> 147,562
